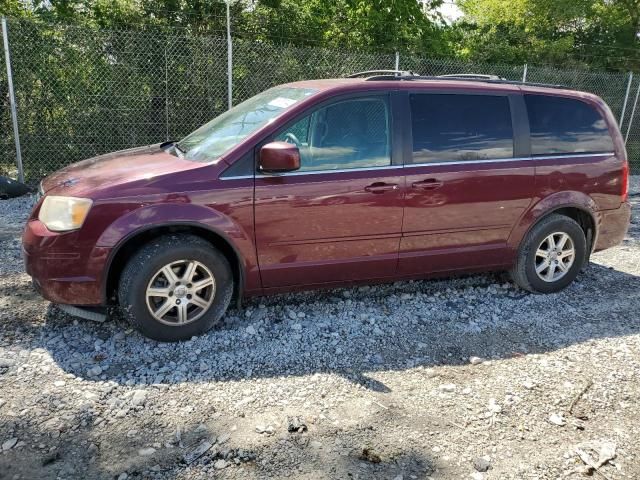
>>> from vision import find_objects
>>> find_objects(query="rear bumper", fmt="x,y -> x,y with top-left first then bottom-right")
22,220 -> 110,305
594,201 -> 631,251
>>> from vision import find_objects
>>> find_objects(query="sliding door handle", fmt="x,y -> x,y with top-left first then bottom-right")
364,182 -> 399,194
412,179 -> 443,190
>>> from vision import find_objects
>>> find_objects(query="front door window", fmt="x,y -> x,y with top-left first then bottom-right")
275,97 -> 391,172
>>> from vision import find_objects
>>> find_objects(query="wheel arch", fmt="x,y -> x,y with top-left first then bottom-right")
102,222 -> 245,307
552,206 -> 597,252
509,199 -> 598,259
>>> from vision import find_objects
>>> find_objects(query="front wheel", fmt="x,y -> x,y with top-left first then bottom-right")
510,214 -> 587,294
118,234 -> 233,341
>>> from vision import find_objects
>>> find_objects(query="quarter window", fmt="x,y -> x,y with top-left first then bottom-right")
274,97 -> 391,172
409,93 -> 514,164
525,95 -> 614,156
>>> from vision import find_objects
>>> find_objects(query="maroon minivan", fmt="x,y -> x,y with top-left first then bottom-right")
23,72 -> 631,341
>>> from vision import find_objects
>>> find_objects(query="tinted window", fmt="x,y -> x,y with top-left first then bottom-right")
525,94 -> 614,156
410,94 -> 513,163
275,97 -> 391,172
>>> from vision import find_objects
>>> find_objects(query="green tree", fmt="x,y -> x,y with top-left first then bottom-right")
457,0 -> 640,70
1,0 -> 449,52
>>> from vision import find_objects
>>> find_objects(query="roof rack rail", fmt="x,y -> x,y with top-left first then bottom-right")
358,73 -> 565,89
438,73 -> 506,81
347,70 -> 566,89
347,70 -> 420,79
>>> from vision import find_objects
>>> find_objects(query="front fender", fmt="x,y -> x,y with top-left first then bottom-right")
507,191 -> 599,252
96,202 -> 252,248
95,201 -> 259,298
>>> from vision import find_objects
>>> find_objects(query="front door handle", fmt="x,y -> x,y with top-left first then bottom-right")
412,178 -> 443,190
364,182 -> 399,194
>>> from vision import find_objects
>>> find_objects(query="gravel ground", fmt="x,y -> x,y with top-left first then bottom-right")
1,179 -> 639,480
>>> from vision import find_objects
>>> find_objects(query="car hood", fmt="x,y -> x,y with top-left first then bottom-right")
41,144 -> 206,198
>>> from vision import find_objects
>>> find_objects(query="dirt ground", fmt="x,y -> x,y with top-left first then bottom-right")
0,182 -> 639,480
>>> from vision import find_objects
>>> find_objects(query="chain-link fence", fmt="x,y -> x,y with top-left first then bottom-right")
1,17 -> 640,182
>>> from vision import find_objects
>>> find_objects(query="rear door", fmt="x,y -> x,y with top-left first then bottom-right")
399,89 -> 535,274
254,92 -> 405,288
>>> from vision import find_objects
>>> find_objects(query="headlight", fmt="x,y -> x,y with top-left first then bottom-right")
38,196 -> 93,232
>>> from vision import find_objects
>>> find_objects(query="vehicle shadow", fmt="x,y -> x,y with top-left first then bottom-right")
32,260 -> 640,391
0,406 -> 435,480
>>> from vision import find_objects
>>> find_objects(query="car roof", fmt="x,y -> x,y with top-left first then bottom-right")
283,77 -> 599,102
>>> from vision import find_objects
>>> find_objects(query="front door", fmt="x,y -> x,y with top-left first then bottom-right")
399,91 -> 534,274
254,94 -> 404,288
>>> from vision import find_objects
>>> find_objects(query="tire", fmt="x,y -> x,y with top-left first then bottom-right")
118,234 -> 233,341
510,214 -> 587,294
0,175 -> 31,199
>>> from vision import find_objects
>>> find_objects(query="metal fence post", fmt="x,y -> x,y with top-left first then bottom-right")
395,51 -> 400,71
226,1 -> 233,110
2,17 -> 24,183
164,41 -> 170,141
624,79 -> 640,145
522,63 -> 528,83
620,72 -> 633,127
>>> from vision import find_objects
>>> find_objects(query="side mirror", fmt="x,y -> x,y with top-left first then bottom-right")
259,142 -> 301,173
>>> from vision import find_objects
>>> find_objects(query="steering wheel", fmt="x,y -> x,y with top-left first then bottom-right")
283,132 -> 302,147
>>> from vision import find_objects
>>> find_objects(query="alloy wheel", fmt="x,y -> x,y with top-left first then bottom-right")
145,260 -> 216,326
534,232 -> 575,283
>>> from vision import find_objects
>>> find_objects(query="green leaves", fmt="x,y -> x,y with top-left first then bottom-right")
457,0 -> 640,69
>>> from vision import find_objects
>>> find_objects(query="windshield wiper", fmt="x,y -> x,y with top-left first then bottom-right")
160,140 -> 186,158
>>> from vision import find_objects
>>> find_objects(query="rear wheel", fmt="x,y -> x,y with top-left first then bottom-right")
510,214 -> 587,293
118,234 -> 233,341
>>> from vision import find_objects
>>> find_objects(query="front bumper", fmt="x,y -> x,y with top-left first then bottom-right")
22,219 -> 110,305
594,201 -> 631,251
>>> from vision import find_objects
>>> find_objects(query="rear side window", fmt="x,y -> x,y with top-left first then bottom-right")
525,94 -> 614,156
409,93 -> 514,164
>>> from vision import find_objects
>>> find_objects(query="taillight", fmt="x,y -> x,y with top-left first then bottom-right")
622,160 -> 629,202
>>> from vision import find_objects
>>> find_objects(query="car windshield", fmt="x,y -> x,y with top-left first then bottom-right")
177,86 -> 317,162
